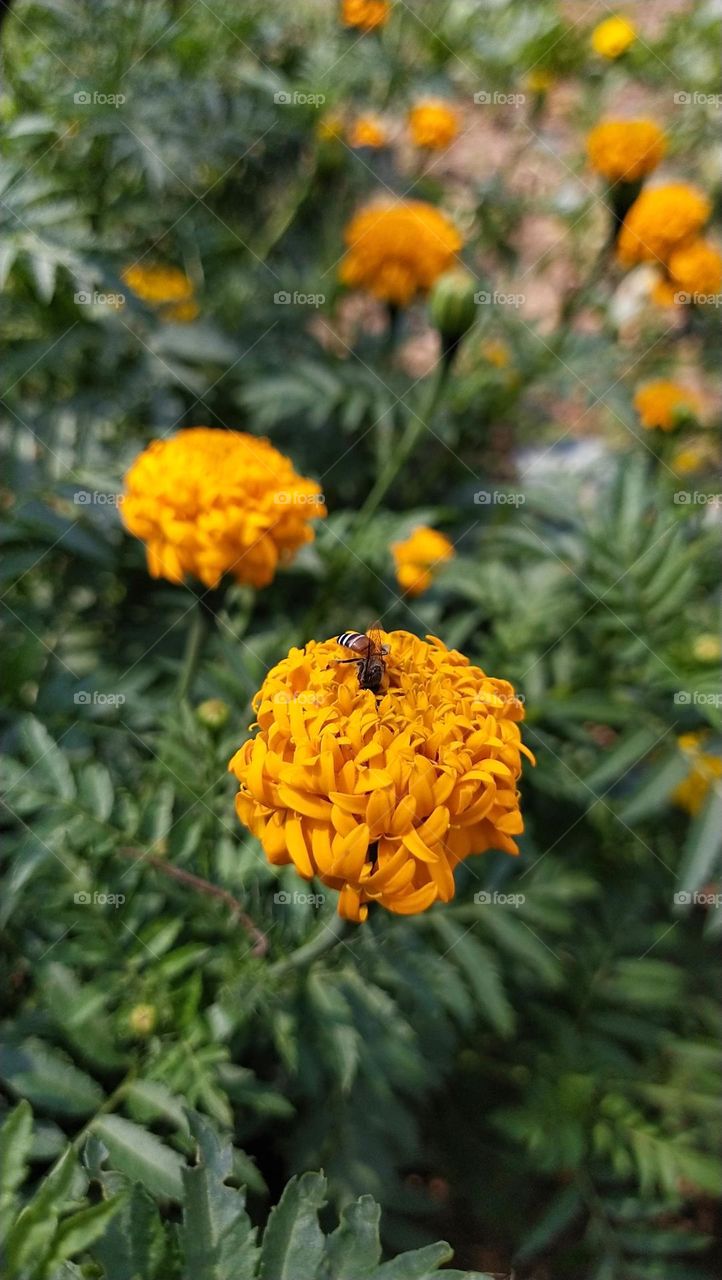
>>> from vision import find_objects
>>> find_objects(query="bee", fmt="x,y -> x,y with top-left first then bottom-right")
332,625 -> 390,694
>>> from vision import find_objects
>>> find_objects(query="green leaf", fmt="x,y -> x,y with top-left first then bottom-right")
4,1146 -> 78,1275
0,1100 -> 33,1237
324,1196 -> 382,1278
180,1113 -> 259,1280
676,785 -> 722,903
91,1116 -> 184,1201
19,717 -> 76,801
91,1179 -> 168,1280
371,1241 -> 454,1278
0,1039 -> 105,1117
259,1172 -> 327,1280
45,1194 -> 126,1269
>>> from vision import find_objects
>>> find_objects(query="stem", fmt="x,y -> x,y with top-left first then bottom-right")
117,846 -> 268,956
71,1073 -> 134,1152
268,913 -> 351,978
177,598 -> 210,703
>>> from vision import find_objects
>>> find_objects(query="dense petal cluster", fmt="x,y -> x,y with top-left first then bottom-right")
392,526 -> 454,596
122,264 -> 198,322
341,0 -> 389,31
666,239 -> 722,299
673,733 -> 722,817
633,381 -> 701,431
339,200 -> 462,306
617,184 -> 711,267
121,428 -> 326,588
348,116 -> 388,148
586,120 -> 665,183
408,100 -> 459,150
591,15 -> 636,58
229,631 -> 533,921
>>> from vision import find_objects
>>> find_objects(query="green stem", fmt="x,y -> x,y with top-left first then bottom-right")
71,1073 -> 135,1153
176,597 -> 211,702
268,914 -> 352,978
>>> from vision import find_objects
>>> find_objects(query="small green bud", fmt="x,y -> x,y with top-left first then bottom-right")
196,698 -> 230,729
428,269 -> 478,346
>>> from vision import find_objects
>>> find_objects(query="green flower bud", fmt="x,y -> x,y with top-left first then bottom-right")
428,270 -> 477,362
196,698 -> 230,729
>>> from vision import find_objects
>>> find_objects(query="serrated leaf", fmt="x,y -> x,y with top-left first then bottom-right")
0,1039 -> 105,1117
324,1196 -> 382,1278
180,1113 -> 259,1280
45,1194 -> 126,1268
91,1116 -> 184,1201
259,1172 -> 326,1280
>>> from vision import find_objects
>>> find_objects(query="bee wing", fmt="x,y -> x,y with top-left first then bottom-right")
366,622 -> 388,656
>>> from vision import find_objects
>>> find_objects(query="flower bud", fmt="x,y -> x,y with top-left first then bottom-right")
196,698 -> 230,729
428,270 -> 477,350
129,1004 -> 156,1036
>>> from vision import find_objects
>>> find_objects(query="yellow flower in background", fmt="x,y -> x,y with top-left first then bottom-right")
617,184 -> 711,267
666,239 -> 722,300
591,15 -> 636,58
525,69 -> 555,94
586,120 -> 666,183
481,338 -> 511,368
633,381 -> 702,432
339,199 -> 462,306
408,99 -> 459,150
347,116 -> 388,148
341,0 -> 389,32
121,428 -> 326,588
673,733 -> 722,817
392,526 -> 454,596
316,112 -> 345,142
693,634 -> 721,663
122,263 -> 195,307
229,630 -> 533,922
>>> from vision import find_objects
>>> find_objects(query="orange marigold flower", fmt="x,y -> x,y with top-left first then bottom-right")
347,116 -> 388,148
408,99 -> 459,150
633,380 -> 702,432
392,526 -> 454,596
341,0 -> 390,32
229,630 -> 534,922
339,199 -> 463,306
586,120 -> 666,183
673,732 -> 722,817
591,15 -> 636,58
120,428 -> 326,588
122,263 -> 195,307
617,184 -> 711,267
666,239 -> 722,300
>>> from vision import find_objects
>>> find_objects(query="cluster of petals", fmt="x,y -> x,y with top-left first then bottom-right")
408,100 -> 459,150
121,263 -> 198,321
586,120 -> 665,184
229,631 -> 533,922
121,428 -> 325,588
339,199 -> 462,306
633,381 -> 701,431
392,526 -> 454,596
617,184 -> 711,268
341,0 -> 390,31
591,15 -> 636,58
673,733 -> 722,817
347,116 -> 388,148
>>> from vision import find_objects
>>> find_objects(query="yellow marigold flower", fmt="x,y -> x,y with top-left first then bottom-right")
122,263 -> 195,307
339,199 -> 462,306
392,526 -> 454,597
634,381 -> 702,432
673,733 -> 722,817
591,15 -> 636,58
347,116 -> 387,148
650,276 -> 679,308
672,445 -> 705,475
341,0 -> 390,32
666,239 -> 722,300
161,298 -> 200,324
633,381 -> 702,432
228,631 -> 534,922
617,184 -> 711,268
586,120 -> 666,183
408,99 -> 459,150
121,428 -> 326,588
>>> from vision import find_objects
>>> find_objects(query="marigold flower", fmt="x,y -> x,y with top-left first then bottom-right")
673,733 -> 722,817
591,15 -> 636,58
339,199 -> 463,306
341,0 -> 390,32
120,428 -> 326,588
122,263 -> 195,307
617,184 -> 711,268
408,100 -> 459,150
229,631 -> 534,922
666,239 -> 722,300
586,120 -> 666,183
392,526 -> 454,596
633,381 -> 702,432
347,116 -> 387,148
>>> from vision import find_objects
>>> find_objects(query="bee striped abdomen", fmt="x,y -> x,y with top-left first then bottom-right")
337,631 -> 370,652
